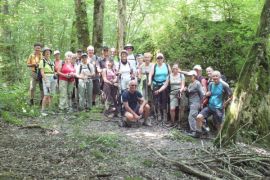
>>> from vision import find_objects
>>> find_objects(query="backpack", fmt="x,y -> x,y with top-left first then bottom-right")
152,63 -> 170,85
79,64 -> 92,74
37,59 -> 54,82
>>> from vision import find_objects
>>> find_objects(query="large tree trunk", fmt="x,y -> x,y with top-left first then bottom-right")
117,0 -> 126,53
215,0 -> 270,147
70,19 -> 77,52
92,0 -> 104,56
74,0 -> 90,51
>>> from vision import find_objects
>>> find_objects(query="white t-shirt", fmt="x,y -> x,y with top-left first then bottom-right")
118,62 -> 131,80
76,63 -> 95,82
127,54 -> 137,72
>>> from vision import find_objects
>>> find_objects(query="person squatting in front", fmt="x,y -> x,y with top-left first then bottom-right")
39,47 -> 57,116
195,70 -> 232,138
148,53 -> 171,123
120,80 -> 151,127
76,53 -> 95,111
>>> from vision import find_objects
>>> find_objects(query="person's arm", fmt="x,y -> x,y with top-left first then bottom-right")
26,55 -> 36,68
180,74 -> 185,92
201,78 -> 208,93
138,64 -> 143,79
222,83 -> 233,108
138,97 -> 147,114
154,78 -> 169,95
123,102 -> 136,115
102,69 -> 111,84
179,70 -> 190,75
148,64 -> 154,86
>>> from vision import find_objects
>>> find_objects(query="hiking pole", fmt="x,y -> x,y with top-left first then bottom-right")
145,72 -> 149,102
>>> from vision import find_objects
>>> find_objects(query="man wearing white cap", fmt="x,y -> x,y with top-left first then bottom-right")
193,65 -> 207,93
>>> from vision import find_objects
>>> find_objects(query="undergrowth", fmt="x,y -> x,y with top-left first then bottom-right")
0,81 -> 41,125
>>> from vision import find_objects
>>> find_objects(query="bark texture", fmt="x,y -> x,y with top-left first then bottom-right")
92,0 -> 104,56
215,0 -> 270,147
74,0 -> 90,51
117,0 -> 126,52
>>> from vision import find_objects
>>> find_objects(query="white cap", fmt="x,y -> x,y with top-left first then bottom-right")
193,65 -> 202,71
187,70 -> 197,76
53,50 -> 60,55
156,53 -> 164,59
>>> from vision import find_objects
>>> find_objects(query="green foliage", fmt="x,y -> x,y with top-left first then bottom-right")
124,177 -> 143,180
1,111 -> 23,126
0,82 -> 41,122
142,159 -> 154,168
77,133 -> 120,149
168,129 -> 195,142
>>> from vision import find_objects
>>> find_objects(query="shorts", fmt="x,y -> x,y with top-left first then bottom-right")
170,92 -> 179,109
42,75 -> 57,96
30,72 -> 43,92
124,104 -> 141,116
199,107 -> 224,124
92,79 -> 100,95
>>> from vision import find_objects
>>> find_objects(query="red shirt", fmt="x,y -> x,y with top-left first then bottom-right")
59,63 -> 76,82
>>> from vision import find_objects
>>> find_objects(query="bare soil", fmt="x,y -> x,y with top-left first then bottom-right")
0,111 -> 268,180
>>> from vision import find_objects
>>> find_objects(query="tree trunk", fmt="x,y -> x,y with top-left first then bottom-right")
117,0 -> 126,53
70,19 -> 77,52
74,0 -> 90,51
215,0 -> 270,147
92,0 -> 104,56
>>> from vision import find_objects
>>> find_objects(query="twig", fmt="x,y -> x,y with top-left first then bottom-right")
214,167 -> 241,180
149,147 -> 222,180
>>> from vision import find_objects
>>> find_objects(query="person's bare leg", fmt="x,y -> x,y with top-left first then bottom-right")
170,109 -> 175,124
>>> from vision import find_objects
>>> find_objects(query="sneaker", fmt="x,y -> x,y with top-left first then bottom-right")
41,111 -> 48,116
202,125 -> 210,132
143,119 -> 152,126
190,131 -> 202,138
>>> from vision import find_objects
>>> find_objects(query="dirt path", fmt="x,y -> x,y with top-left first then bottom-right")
0,111 -> 228,179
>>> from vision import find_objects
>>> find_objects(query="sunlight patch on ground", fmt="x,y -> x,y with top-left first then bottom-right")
125,130 -> 168,140
238,142 -> 270,156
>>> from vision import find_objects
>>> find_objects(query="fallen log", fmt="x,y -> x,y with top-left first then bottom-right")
150,147 -> 222,180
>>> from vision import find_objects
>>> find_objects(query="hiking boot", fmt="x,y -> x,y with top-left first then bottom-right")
190,131 -> 202,138
143,118 -> 152,126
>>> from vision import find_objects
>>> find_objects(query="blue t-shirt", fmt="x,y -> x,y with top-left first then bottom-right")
208,82 -> 232,109
153,63 -> 169,85
122,90 -> 143,110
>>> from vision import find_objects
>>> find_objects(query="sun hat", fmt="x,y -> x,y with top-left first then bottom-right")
124,43 -> 134,51
187,70 -> 197,76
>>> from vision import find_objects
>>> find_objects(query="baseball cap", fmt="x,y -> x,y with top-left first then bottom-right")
53,50 -> 60,55
156,53 -> 164,59
193,65 -> 202,71
187,70 -> 197,76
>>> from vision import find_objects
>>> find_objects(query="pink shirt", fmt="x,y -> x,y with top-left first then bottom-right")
59,63 -> 76,82
106,69 -> 116,81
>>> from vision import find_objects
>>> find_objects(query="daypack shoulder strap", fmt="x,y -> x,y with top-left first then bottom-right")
87,64 -> 91,73
79,64 -> 83,74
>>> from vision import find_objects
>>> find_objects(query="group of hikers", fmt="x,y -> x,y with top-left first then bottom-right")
27,42 -> 232,138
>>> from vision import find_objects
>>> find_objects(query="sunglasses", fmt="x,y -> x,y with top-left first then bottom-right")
157,57 -> 163,60
130,84 -> 137,87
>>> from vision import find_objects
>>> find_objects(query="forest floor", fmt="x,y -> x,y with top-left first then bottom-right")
0,106 -> 270,180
